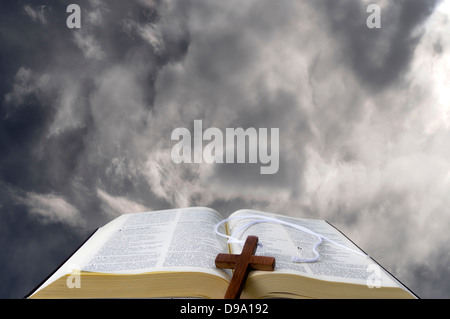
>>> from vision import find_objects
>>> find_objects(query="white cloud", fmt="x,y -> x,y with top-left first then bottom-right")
97,188 -> 150,217
23,5 -> 47,24
73,32 -> 105,60
3,67 -> 50,113
48,81 -> 86,136
406,0 -> 450,135
18,192 -> 84,228
122,19 -> 165,53
4,67 -> 34,105
87,0 -> 108,26
142,150 -> 214,208
139,24 -> 165,53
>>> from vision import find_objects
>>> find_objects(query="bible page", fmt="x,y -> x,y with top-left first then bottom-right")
31,207 -> 230,295
79,207 -> 229,278
227,209 -> 401,287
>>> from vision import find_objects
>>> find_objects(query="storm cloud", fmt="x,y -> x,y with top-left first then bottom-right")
0,0 -> 449,298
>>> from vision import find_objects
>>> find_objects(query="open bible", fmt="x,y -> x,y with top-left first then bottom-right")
27,207 -> 416,299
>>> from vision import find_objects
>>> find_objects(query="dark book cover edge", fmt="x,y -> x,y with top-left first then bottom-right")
24,227 -> 99,298
325,220 -> 420,299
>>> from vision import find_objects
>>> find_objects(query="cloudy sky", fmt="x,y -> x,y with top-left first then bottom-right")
1,0 -> 449,299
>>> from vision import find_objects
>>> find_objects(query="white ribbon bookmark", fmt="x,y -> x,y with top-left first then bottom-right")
214,214 -> 369,263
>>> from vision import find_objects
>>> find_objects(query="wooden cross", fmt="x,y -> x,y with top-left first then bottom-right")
215,236 -> 275,299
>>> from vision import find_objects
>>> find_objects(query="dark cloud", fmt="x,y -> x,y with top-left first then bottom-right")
0,0 -> 449,298
314,0 -> 441,90
406,246 -> 450,298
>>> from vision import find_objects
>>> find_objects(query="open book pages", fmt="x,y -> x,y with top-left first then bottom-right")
226,210 -> 403,290
32,207 -> 231,295
29,207 -> 415,299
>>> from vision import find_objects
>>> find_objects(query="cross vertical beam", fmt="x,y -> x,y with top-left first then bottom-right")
215,236 -> 275,299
